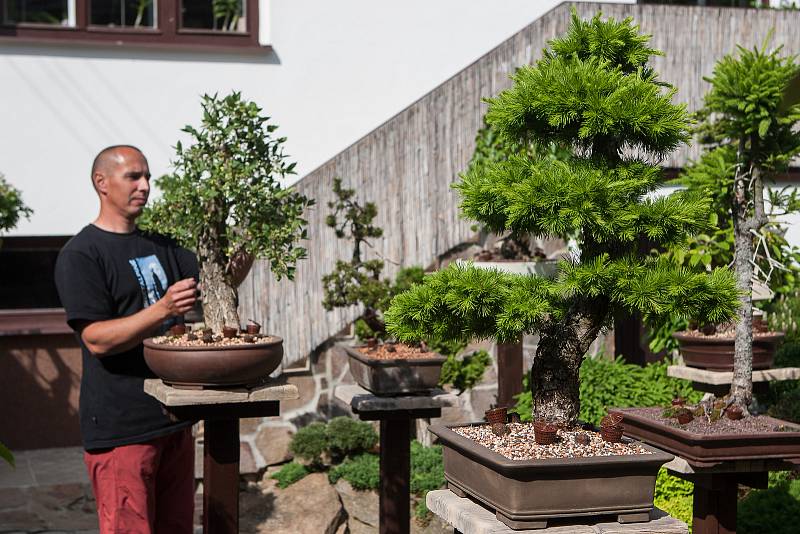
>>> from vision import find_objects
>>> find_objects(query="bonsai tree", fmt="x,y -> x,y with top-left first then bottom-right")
0,172 -> 31,466
682,41 -> 800,411
386,11 -> 739,426
142,92 -> 313,332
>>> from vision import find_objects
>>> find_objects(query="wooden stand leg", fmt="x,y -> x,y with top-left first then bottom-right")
203,418 -> 240,534
380,418 -> 410,534
496,338 -> 523,408
692,473 -> 738,534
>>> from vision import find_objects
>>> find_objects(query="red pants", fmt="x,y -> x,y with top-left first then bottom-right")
84,428 -> 194,534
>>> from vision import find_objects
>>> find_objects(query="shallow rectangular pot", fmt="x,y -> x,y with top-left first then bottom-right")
612,408 -> 800,466
428,423 -> 673,530
344,345 -> 446,396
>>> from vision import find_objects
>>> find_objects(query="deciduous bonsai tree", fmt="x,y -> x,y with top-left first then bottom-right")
142,92 -> 313,333
683,41 -> 800,411
386,11 -> 740,426
1,172 -> 32,466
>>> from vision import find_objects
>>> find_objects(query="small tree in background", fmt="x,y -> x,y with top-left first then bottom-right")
386,11 -> 739,426
685,41 -> 800,411
142,92 -> 313,332
0,172 -> 32,466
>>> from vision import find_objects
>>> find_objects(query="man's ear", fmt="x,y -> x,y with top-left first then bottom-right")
93,172 -> 107,194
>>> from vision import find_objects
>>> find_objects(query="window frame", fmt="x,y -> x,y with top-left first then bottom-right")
0,0 -> 263,51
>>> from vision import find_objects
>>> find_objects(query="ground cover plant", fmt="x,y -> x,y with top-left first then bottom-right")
386,10 -> 738,426
141,92 -> 313,332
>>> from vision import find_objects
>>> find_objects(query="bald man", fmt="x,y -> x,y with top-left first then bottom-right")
55,146 -> 198,534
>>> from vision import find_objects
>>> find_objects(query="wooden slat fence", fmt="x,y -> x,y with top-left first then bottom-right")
238,2 -> 800,367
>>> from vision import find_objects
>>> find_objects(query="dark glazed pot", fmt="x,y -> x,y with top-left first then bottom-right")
673,330 -> 783,371
344,345 -> 446,396
143,336 -> 283,389
429,423 -> 673,530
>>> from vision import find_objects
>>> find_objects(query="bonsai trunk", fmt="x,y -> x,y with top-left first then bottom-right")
729,151 -> 767,412
198,226 -> 240,333
531,299 -> 606,426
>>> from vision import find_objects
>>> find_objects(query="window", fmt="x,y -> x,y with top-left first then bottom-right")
0,0 -> 262,49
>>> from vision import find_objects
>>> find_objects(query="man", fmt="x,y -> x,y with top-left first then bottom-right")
55,145 -> 198,534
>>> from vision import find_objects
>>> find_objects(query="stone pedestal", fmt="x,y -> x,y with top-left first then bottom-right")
667,365 -> 800,395
425,489 -> 688,534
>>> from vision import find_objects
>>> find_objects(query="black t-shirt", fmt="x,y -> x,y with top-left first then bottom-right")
54,224 -> 198,451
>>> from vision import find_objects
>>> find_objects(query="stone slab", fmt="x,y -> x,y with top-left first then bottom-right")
425,490 -> 688,534
144,379 -> 299,406
0,447 -> 87,489
667,365 -> 800,385
664,454 -> 800,475
333,385 -> 458,414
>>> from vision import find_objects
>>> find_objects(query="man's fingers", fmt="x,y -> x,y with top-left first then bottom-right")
171,278 -> 197,291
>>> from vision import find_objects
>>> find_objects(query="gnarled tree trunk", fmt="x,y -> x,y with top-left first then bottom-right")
197,224 -> 239,333
531,299 -> 607,426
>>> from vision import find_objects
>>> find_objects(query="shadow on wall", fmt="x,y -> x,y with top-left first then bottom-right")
0,334 -> 82,450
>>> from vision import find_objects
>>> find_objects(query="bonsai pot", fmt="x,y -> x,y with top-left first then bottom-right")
612,407 -> 800,466
429,423 -> 673,530
672,330 -> 784,371
344,344 -> 446,396
143,336 -> 283,389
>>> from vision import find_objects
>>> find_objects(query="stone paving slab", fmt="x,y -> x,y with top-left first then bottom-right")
334,385 -> 458,414
144,379 -> 299,406
0,448 -> 87,489
667,365 -> 800,385
426,490 -> 688,534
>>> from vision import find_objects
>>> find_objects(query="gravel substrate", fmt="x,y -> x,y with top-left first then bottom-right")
357,343 -> 440,360
150,333 -> 276,347
453,423 -> 653,460
624,407 -> 800,435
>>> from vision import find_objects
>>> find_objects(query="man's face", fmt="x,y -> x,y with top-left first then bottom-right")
94,148 -> 151,219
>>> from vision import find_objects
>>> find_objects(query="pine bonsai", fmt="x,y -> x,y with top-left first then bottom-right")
141,92 -> 313,332
684,41 -> 800,411
386,11 -> 739,426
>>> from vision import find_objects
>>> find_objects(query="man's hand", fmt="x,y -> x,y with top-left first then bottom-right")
159,278 -> 198,317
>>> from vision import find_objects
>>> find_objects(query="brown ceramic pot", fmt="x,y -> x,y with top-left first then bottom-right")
533,421 -> 559,445
344,345 -> 446,396
143,336 -> 283,389
485,407 -> 508,424
673,330 -> 784,371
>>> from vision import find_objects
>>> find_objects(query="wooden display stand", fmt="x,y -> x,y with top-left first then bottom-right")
667,365 -> 800,396
334,384 -> 457,534
144,379 -> 298,534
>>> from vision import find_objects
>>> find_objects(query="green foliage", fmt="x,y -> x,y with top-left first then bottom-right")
386,10 -> 739,381
289,422 -> 328,465
271,462 -> 309,489
410,441 -> 445,495
439,350 -> 491,392
512,356 -> 702,425
328,453 -> 380,490
141,92 -> 313,282
738,472 -> 800,534
767,388 -> 800,423
326,416 -> 378,457
289,417 -> 377,466
0,441 -> 14,468
0,173 -> 32,237
654,469 -> 694,530
769,291 -> 800,342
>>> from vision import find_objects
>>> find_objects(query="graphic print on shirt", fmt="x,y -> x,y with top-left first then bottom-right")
128,255 -> 168,307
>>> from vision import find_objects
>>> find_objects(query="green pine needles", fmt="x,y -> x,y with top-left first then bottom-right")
386,11 -> 739,425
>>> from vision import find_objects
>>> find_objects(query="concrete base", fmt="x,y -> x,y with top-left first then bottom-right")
333,384 -> 458,414
143,379 -> 299,406
426,489 -> 689,534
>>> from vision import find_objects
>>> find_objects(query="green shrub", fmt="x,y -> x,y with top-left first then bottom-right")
289,422 -> 328,464
757,341 -> 800,417
439,350 -> 492,392
738,472 -> 800,534
410,441 -> 445,494
328,453 -> 380,490
326,416 -> 378,457
654,469 -> 694,530
271,462 -> 309,488
512,356 -> 702,425
767,388 -> 800,424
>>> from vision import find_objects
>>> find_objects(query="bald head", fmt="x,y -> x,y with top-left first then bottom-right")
91,145 -> 147,191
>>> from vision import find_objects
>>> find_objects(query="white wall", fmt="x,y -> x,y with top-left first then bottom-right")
1,0 -> 638,236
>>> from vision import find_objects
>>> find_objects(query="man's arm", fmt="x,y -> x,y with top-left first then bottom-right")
79,278 -> 197,357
